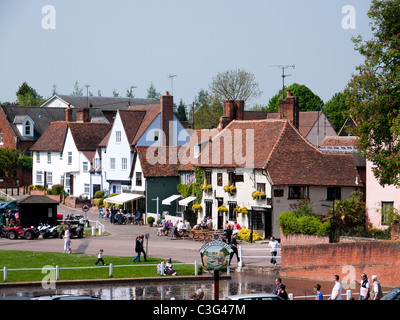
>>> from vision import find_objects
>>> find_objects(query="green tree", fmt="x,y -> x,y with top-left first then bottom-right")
0,148 -> 19,177
209,68 -> 262,102
71,81 -> 83,96
323,92 -> 350,133
16,82 -> 44,106
147,82 -> 160,100
345,0 -> 400,186
176,99 -> 188,122
193,90 -> 223,129
266,83 -> 323,111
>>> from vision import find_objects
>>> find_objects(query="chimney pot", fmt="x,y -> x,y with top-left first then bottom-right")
287,90 -> 291,97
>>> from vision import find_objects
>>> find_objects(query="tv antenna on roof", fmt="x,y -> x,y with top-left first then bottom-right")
270,64 -> 295,99
168,74 -> 177,96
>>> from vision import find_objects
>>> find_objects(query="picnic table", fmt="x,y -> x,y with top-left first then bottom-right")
185,229 -> 225,242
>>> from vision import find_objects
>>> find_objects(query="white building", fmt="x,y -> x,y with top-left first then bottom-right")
30,110 -> 112,198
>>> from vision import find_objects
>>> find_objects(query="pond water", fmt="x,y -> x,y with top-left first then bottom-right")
1,273 -> 349,300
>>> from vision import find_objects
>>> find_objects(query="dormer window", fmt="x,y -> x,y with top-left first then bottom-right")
14,115 -> 35,138
25,120 -> 32,136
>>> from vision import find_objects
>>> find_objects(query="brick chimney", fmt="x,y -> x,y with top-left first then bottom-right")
65,104 -> 73,122
160,92 -> 173,146
235,100 -> 244,120
76,107 -> 90,123
279,90 -> 299,129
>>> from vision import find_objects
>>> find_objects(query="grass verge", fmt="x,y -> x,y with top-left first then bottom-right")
0,250 -> 201,283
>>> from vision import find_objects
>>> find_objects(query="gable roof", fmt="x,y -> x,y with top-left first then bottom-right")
242,110 -> 333,139
42,95 -> 159,111
134,145 -> 180,178
0,105 -> 105,142
30,121 -> 112,153
196,119 -> 361,187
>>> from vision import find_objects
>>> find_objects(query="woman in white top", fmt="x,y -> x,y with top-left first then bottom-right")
63,227 -> 71,253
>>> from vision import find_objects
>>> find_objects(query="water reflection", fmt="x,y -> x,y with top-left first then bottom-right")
1,273 -> 366,300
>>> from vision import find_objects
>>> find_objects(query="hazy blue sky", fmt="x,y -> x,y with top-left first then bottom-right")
0,0 -> 373,108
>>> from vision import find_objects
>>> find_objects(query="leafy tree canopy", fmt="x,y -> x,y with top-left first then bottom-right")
344,0 -> 400,186
266,83 -> 323,111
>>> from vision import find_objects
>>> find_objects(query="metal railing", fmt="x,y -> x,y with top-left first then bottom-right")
2,261 -> 201,282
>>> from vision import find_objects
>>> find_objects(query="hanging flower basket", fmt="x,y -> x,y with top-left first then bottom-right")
218,205 -> 228,215
234,206 -> 249,217
251,189 -> 266,200
223,184 -> 236,195
201,183 -> 212,192
192,203 -> 202,213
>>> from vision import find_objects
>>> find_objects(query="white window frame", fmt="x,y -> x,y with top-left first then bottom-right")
110,158 -> 116,170
116,131 -> 121,143
68,152 -> 72,165
121,158 -> 127,170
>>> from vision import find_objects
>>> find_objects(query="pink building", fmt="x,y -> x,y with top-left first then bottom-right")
366,159 -> 400,229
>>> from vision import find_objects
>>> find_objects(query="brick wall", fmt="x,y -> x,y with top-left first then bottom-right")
280,241 -> 400,287
281,232 -> 330,245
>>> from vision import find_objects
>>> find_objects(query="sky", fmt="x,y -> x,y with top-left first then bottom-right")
0,0 -> 373,108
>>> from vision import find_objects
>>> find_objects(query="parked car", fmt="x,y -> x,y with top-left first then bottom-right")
381,287 -> 400,300
31,294 -> 101,300
226,293 -> 283,300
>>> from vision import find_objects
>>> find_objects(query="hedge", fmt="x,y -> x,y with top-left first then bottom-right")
278,211 -> 331,236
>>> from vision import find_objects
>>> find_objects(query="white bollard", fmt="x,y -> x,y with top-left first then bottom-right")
92,226 -> 95,236
288,293 -> 294,300
56,265 -> 59,281
227,265 -> 230,276
3,267 -> 7,282
98,226 -> 102,236
161,261 -> 165,275
109,263 -> 113,277
238,246 -> 243,267
195,261 -> 198,276
346,289 -> 352,300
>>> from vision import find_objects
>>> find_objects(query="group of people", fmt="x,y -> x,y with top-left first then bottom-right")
327,273 -> 383,300
156,259 -> 177,276
156,219 -> 191,236
102,207 -> 143,225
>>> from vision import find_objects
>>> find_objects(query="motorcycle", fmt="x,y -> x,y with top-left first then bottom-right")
59,224 -> 84,239
38,223 -> 59,239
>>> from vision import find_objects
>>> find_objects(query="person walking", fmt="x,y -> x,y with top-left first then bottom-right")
132,236 -> 141,262
328,275 -> 342,300
370,275 -> 383,300
139,234 -> 147,261
62,226 -> 71,254
229,233 -> 240,264
94,249 -> 105,266
355,273 -> 370,300
268,236 -> 279,265
314,284 -> 323,300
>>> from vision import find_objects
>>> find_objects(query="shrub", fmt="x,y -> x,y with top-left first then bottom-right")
94,190 -> 105,199
34,185 -> 45,191
51,184 -> 65,195
147,216 -> 155,224
278,211 -> 331,236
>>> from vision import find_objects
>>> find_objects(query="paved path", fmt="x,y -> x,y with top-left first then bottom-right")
0,204 -> 278,266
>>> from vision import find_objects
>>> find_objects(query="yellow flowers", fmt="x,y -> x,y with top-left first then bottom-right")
237,228 -> 264,242
223,183 -> 236,195
234,206 -> 248,215
218,205 -> 228,213
201,183 -> 212,191
192,204 -> 202,213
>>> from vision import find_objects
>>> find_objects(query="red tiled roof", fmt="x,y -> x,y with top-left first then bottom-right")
69,122 -> 112,151
30,121 -> 68,152
321,136 -> 359,147
196,119 -> 361,187
30,121 -> 112,152
135,145 -> 180,178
